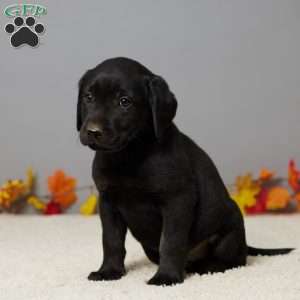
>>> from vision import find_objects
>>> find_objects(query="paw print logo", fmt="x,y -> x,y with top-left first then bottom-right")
5,16 -> 45,48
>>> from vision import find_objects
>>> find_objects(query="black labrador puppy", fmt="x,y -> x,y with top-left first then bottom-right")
77,57 -> 293,286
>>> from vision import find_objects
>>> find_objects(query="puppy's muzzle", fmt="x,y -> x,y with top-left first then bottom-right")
86,123 -> 103,143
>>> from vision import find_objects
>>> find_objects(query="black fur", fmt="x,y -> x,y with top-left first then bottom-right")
77,57 -> 294,286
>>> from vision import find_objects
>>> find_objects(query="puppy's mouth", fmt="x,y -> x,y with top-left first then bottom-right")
80,129 -> 140,153
86,131 -> 139,153
88,142 -> 128,153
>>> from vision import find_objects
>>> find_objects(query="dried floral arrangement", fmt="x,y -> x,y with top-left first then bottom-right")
0,169 -> 98,215
230,160 -> 300,214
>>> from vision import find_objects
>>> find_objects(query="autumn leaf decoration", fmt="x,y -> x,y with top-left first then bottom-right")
47,170 -> 77,211
288,160 -> 300,210
231,173 -> 260,214
231,161 -> 300,215
0,168 -> 35,213
26,169 -> 78,215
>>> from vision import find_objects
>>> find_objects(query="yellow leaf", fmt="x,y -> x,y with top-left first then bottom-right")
80,194 -> 98,215
231,189 -> 258,214
25,167 -> 35,192
27,196 -> 46,211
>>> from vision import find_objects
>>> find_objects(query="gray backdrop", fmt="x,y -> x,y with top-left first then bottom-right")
1,0 -> 299,211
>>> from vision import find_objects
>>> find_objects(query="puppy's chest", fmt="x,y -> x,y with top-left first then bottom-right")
115,190 -> 163,245
93,150 -> 189,193
95,167 -> 173,193
95,168 -> 165,243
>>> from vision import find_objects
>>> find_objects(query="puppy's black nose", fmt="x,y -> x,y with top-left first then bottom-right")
87,124 -> 103,139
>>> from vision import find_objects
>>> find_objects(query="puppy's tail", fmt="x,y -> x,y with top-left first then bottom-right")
247,246 -> 294,256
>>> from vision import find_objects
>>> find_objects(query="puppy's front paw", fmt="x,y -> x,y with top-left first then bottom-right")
88,269 -> 125,281
147,272 -> 183,286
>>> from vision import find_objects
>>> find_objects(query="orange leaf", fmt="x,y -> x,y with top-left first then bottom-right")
47,170 -> 77,209
259,168 -> 274,181
266,187 -> 290,210
288,160 -> 300,192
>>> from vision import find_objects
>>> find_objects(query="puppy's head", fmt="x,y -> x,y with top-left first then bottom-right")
77,57 -> 177,152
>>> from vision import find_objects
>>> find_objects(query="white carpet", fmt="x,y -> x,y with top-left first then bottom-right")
0,215 -> 300,300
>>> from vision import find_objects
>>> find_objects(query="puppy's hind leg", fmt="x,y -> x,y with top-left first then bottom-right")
187,229 -> 247,275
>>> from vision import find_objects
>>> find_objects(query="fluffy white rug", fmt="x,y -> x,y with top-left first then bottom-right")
0,215 -> 299,300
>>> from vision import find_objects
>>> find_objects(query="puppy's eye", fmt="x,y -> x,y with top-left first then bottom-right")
84,92 -> 94,103
119,97 -> 132,108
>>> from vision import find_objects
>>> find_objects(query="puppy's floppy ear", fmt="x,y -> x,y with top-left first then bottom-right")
76,92 -> 82,131
147,75 -> 177,139
77,73 -> 88,131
